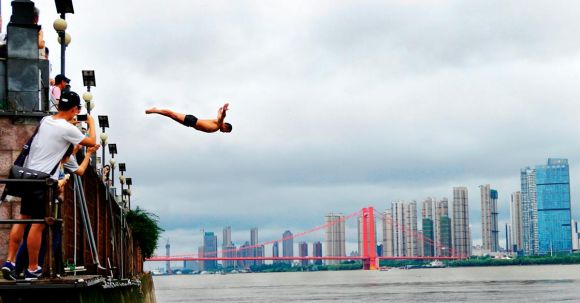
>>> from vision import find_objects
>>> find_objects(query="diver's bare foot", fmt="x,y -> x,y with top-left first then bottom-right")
145,107 -> 158,114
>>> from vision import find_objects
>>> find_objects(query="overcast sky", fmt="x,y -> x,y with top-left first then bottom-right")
5,0 -> 580,260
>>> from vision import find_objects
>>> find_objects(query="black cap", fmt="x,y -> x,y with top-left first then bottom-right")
58,91 -> 81,111
55,74 -> 70,85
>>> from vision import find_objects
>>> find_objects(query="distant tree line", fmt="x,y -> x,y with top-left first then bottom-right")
214,253 -> 580,273
241,261 -> 363,273
449,253 -> 580,267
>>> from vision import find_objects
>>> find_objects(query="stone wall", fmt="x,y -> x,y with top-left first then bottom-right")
0,116 -> 39,258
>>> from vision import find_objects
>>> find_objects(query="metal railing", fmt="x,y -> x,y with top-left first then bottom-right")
0,178 -> 62,278
1,161 -> 141,280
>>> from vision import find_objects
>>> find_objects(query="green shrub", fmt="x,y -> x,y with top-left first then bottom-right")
126,207 -> 164,259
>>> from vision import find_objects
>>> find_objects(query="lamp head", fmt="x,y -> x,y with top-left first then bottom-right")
82,91 -> 93,102
98,115 -> 109,128
55,0 -> 75,14
82,70 -> 96,87
108,143 -> 117,155
53,18 -> 67,31
100,132 -> 108,143
58,32 -> 71,46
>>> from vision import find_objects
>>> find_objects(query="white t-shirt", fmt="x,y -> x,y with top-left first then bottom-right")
64,156 -> 79,172
24,116 -> 86,179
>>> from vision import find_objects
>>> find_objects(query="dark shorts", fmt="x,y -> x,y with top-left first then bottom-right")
20,189 -> 46,219
183,114 -> 198,128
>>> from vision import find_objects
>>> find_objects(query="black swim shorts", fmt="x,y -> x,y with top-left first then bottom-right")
20,189 -> 47,219
183,114 -> 198,128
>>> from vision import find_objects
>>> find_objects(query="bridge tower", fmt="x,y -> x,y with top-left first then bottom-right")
361,207 -> 378,270
165,239 -> 172,274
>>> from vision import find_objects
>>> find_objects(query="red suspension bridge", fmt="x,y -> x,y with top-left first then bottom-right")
146,206 -> 466,270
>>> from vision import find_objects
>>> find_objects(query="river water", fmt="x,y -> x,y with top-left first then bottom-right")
153,264 -> 580,302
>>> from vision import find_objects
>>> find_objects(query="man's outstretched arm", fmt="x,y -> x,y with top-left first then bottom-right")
217,103 -> 229,127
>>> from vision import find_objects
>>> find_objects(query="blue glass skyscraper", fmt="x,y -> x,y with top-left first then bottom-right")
535,158 -> 572,254
203,232 -> 218,271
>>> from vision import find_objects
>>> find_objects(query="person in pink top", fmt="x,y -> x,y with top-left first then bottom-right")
49,74 -> 69,113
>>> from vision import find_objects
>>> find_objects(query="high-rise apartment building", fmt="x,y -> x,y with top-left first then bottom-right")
197,246 -> 205,271
222,243 -> 237,269
404,201 -> 418,257
572,220 -> 580,251
422,217 -> 434,257
313,241 -> 323,265
223,226 -> 232,247
203,232 -> 218,271
382,210 -> 394,257
272,242 -> 280,264
251,228 -> 258,244
250,228 -> 262,266
480,185 -> 499,252
283,230 -> 294,265
439,216 -> 452,256
421,198 -> 435,257
505,223 -> 511,252
510,191 -> 524,252
388,200 -> 418,257
437,198 -> 452,256
299,242 -> 309,266
256,245 -> 264,266
420,197 -> 450,256
521,167 -> 538,255
324,213 -> 346,265
392,201 -> 406,256
453,187 -> 471,257
536,159 -> 572,254
222,226 -> 235,268
237,241 -> 251,269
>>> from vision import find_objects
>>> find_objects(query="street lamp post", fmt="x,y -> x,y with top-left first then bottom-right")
125,178 -> 132,209
82,70 -> 96,114
108,143 -> 117,187
54,0 -> 74,75
119,163 -> 126,206
98,115 -> 109,170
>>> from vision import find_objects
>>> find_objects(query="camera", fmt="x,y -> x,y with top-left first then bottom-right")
77,114 -> 87,121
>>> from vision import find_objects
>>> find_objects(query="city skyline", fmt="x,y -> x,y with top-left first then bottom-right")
160,161 -> 576,262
